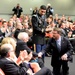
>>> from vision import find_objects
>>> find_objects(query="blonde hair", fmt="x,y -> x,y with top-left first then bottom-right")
1,37 -> 16,51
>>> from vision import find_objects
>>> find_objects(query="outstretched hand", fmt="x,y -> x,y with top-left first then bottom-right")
38,52 -> 42,58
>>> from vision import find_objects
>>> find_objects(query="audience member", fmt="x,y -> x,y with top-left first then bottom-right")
16,32 -> 44,68
14,22 -> 23,39
32,7 -> 39,15
0,37 -> 53,75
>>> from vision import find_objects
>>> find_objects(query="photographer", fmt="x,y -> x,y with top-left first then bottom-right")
46,3 -> 54,18
12,4 -> 23,18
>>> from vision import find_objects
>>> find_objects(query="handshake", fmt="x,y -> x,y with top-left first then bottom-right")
38,52 -> 43,58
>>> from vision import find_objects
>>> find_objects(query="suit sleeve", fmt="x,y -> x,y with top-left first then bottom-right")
66,38 -> 73,56
32,16 -> 42,32
41,39 -> 51,54
5,62 -> 29,75
22,44 -> 38,57
12,7 -> 16,11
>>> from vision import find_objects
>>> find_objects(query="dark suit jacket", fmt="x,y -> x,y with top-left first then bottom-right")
0,57 -> 29,75
42,36 -> 73,67
15,39 -> 38,57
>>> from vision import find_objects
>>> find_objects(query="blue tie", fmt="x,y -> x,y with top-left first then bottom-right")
56,41 -> 61,51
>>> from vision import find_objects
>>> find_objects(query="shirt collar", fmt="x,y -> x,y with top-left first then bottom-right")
56,36 -> 61,42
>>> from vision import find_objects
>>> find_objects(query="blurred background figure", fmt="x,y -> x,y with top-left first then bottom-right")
32,7 -> 39,15
46,3 -> 54,18
12,3 -> 23,18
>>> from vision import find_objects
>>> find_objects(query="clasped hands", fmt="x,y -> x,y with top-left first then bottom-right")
38,52 -> 68,61
17,50 -> 33,65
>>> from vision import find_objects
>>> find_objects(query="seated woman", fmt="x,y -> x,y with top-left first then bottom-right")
0,37 -> 52,75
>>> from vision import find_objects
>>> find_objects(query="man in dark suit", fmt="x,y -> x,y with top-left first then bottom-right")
32,5 -> 47,62
38,27 -> 73,75
16,32 -> 44,68
12,4 -> 23,18
0,43 -> 52,75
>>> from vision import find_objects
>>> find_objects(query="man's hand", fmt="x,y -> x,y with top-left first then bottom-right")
17,50 -> 28,65
19,50 -> 28,61
38,52 -> 42,58
24,52 -> 33,62
61,54 -> 68,61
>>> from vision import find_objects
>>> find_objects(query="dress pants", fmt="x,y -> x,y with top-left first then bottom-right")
34,67 -> 53,75
53,60 -> 69,75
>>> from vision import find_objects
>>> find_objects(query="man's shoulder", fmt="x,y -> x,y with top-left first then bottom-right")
47,38 -> 55,43
17,39 -> 26,45
62,36 -> 69,41
0,57 -> 10,66
32,14 -> 38,18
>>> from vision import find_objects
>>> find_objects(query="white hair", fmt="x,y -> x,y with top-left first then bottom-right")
18,32 -> 29,41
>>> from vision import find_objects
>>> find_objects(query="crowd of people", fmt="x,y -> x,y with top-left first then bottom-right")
0,3 -> 75,75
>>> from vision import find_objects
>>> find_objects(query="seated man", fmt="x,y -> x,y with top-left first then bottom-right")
0,43 -> 52,75
16,32 -> 44,68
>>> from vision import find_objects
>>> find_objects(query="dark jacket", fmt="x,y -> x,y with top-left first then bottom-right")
42,36 -> 73,67
12,7 -> 23,18
32,13 -> 47,44
0,57 -> 29,75
15,39 -> 38,57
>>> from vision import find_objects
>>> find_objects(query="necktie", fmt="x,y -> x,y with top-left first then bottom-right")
56,41 -> 61,51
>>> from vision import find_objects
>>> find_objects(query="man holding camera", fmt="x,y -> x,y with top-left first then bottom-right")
12,3 -> 23,18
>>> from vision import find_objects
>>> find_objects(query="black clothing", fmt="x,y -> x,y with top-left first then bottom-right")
0,57 -> 29,75
0,57 -> 52,75
16,39 -> 38,57
46,7 -> 54,18
12,7 -> 23,18
16,39 -> 44,68
32,13 -> 47,44
42,36 -> 73,75
14,29 -> 24,39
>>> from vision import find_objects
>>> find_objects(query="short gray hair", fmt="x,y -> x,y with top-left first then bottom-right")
18,32 -> 29,40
